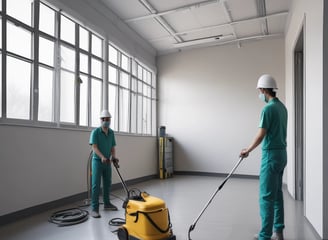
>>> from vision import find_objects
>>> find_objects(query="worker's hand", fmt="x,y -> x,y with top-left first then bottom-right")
240,149 -> 249,158
101,156 -> 110,164
111,157 -> 119,168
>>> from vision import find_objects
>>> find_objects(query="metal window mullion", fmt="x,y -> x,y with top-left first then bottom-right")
53,10 -> 61,125
2,0 -> 7,118
128,58 -> 133,133
141,69 -> 144,134
87,31 -> 92,126
117,52 -> 121,132
31,0 -> 40,122
150,72 -> 154,135
103,39 -> 108,111
75,23 -> 80,125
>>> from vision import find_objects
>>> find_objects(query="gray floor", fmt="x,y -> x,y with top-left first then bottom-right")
0,175 -> 321,240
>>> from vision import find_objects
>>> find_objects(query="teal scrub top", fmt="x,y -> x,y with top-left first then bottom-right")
259,98 -> 287,150
89,127 -> 116,160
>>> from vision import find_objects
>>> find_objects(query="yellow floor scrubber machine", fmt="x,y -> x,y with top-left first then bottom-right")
112,159 -> 176,240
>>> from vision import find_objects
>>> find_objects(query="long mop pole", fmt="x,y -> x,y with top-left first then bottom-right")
187,157 -> 244,240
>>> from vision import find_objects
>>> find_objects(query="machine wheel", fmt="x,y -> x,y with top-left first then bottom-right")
117,227 -> 129,240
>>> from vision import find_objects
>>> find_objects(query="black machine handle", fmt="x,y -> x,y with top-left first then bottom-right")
112,158 -> 130,200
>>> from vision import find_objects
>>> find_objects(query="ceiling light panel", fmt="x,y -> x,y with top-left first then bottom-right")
227,0 -> 258,20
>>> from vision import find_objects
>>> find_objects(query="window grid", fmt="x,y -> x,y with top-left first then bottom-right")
0,0 -> 156,136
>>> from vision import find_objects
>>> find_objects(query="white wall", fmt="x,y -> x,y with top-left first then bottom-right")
157,38 -> 285,177
285,0 -> 325,238
0,125 -> 157,216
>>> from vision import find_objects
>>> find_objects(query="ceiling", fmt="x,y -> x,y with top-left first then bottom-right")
101,0 -> 291,55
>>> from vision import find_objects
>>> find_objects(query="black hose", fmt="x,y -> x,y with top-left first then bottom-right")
108,217 -> 126,226
49,208 -> 89,227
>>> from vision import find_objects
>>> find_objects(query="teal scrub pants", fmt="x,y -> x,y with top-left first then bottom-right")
91,158 -> 112,211
259,149 -> 287,240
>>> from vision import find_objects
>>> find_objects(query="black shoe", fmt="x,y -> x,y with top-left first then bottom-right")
91,210 -> 101,218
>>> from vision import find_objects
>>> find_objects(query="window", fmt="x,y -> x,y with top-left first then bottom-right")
79,27 -> 89,51
91,78 -> 101,127
60,71 -> 75,123
38,67 -> 54,122
108,44 -> 118,65
0,1 -> 157,136
91,34 -> 102,57
39,3 -> 55,36
6,57 -> 31,119
39,37 -> 54,66
60,15 -> 75,44
79,75 -> 88,126
7,0 -> 33,26
60,44 -> 76,123
7,22 -> 32,59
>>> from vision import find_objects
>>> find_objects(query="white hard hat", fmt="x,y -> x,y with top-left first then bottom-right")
257,74 -> 278,89
100,110 -> 112,118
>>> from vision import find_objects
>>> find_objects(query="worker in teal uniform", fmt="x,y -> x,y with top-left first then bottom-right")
240,74 -> 287,240
89,110 -> 118,218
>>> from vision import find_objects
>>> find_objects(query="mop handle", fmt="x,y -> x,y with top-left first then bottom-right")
113,160 -> 130,197
188,157 -> 244,239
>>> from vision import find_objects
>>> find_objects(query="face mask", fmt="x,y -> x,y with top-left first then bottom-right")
259,93 -> 267,103
102,121 -> 110,128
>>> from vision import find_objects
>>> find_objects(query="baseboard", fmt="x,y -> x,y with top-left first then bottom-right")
0,192 -> 87,226
0,174 -> 157,226
174,170 -> 259,180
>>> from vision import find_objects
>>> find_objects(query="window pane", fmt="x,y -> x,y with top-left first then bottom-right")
108,44 -> 118,65
131,77 -> 137,92
7,22 -> 31,59
79,75 -> 88,126
152,88 -> 156,99
152,74 -> 156,88
91,79 -> 101,127
38,66 -> 54,122
108,84 -> 117,131
137,95 -> 142,133
60,15 -> 75,44
143,97 -> 151,134
121,54 -> 129,71
145,70 -> 151,85
39,3 -> 55,36
119,88 -> 129,132
80,53 -> 88,73
131,61 -> 137,76
91,58 -> 102,78
138,80 -> 143,94
152,99 -> 156,135
79,27 -> 89,51
7,0 -> 32,26
7,57 -> 31,119
61,45 -> 75,71
60,71 -> 75,123
108,65 -> 117,84
92,34 -> 102,57
137,64 -> 143,79
39,37 -> 54,66
143,84 -> 150,97
131,92 -> 137,133
120,72 -> 129,88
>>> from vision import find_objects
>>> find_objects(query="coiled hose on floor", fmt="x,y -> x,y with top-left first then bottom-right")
49,151 -> 92,226
48,208 -> 89,226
